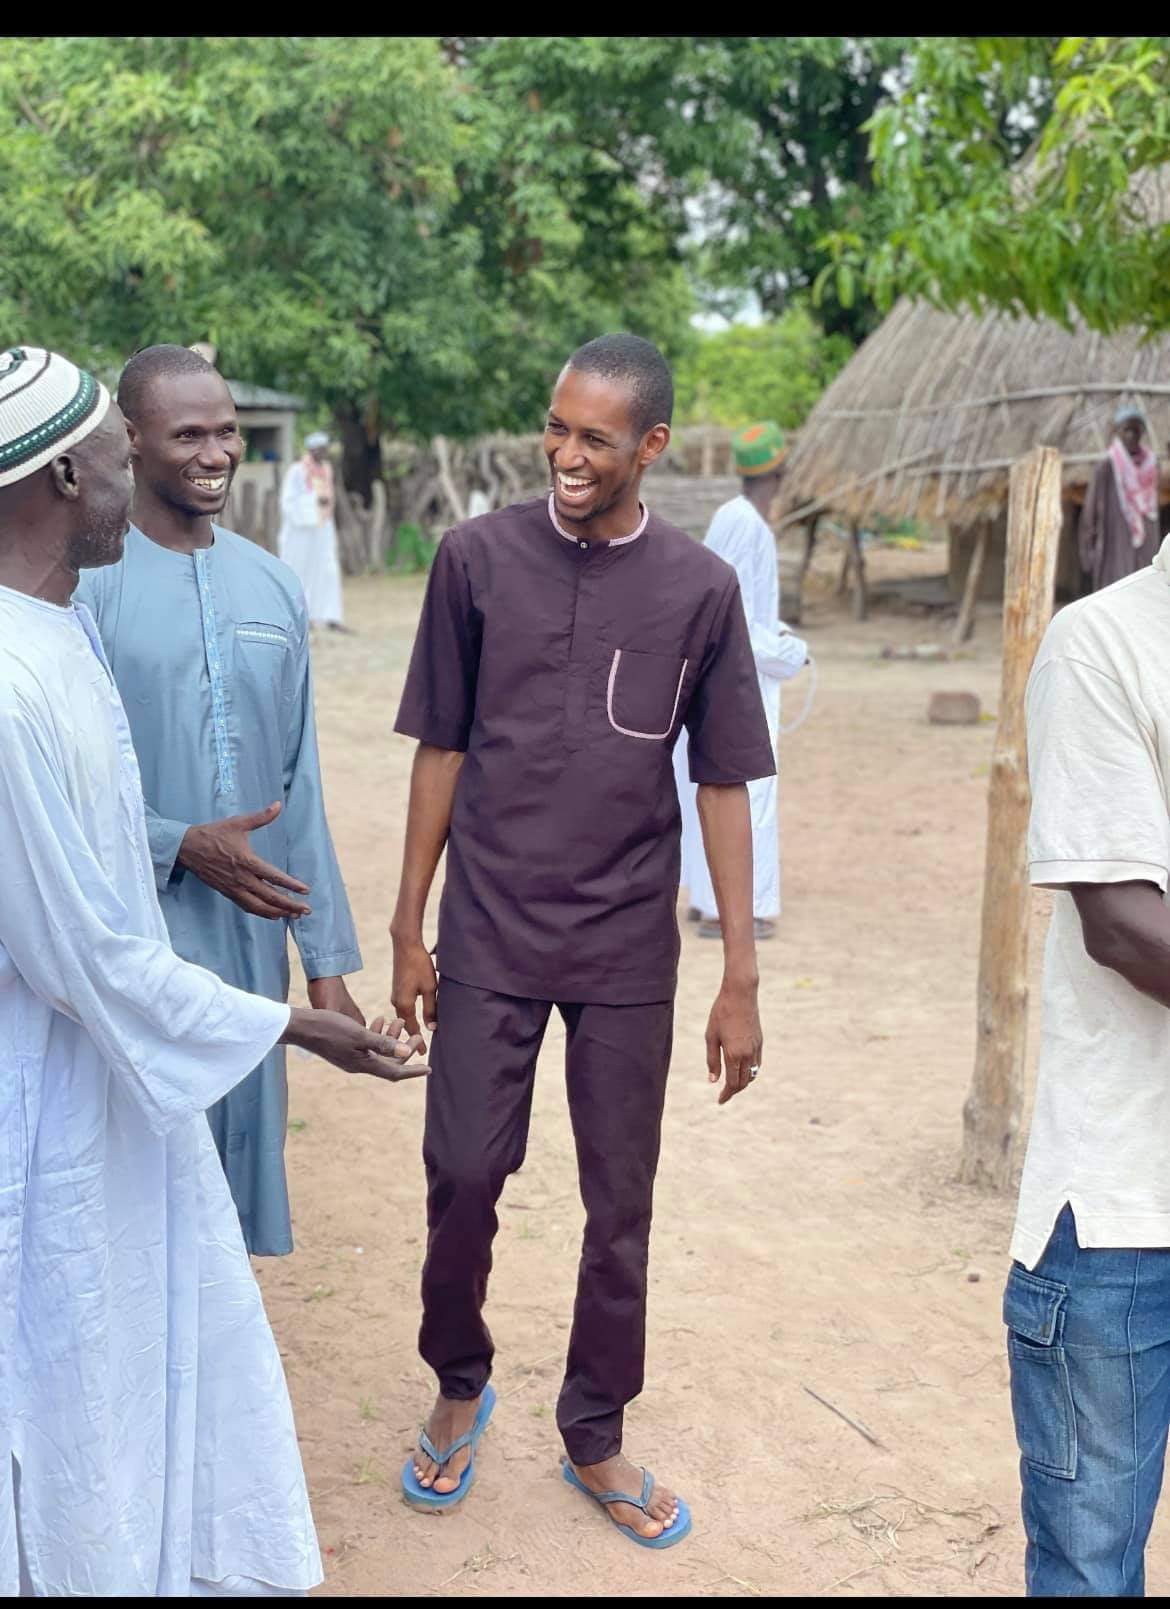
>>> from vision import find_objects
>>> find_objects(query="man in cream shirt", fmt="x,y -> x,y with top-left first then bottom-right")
1009,530 -> 1170,1596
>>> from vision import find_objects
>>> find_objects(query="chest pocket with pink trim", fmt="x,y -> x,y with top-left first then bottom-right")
606,648 -> 688,741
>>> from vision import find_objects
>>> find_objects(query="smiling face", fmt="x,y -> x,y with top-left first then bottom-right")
543,366 -> 668,534
127,369 -> 243,518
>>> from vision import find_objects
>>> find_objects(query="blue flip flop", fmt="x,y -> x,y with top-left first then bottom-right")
401,1383 -> 497,1511
561,1459 -> 693,1549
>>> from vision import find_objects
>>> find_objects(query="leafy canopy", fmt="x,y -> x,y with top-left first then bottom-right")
460,35 -> 909,343
0,35 -> 694,443
674,308 -> 852,430
826,36 -> 1170,333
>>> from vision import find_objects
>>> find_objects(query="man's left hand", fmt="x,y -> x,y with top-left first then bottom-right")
705,978 -> 763,1105
307,976 -> 366,1026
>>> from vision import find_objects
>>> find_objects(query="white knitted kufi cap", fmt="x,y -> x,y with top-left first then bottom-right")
0,346 -> 111,488
304,430 -> 330,449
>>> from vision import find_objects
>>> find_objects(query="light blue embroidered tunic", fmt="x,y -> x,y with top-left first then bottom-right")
78,525 -> 361,1254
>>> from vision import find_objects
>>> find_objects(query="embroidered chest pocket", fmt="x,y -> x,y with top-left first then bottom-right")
235,620 -> 293,705
606,648 -> 688,741
237,622 -> 291,649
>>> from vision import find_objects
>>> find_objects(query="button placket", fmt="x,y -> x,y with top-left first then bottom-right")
563,546 -> 602,751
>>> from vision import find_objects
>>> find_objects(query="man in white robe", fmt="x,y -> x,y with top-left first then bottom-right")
278,432 -> 348,631
0,348 -> 426,1596
675,421 -> 807,940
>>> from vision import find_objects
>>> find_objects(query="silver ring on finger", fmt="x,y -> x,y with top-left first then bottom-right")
748,1064 -> 761,1082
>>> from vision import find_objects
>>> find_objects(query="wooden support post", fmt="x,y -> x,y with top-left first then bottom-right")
951,521 -> 990,646
835,544 -> 852,597
849,521 -> 868,621
959,446 -> 1063,1190
433,434 -> 467,525
789,516 -> 818,625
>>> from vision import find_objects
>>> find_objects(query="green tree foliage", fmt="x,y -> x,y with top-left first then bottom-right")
0,35 -> 694,489
674,309 -> 852,429
459,35 -> 909,342
1,34 -> 892,487
830,36 -> 1170,333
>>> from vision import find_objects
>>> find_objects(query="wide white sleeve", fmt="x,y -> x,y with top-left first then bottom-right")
280,462 -> 317,527
751,622 -> 808,681
1026,654 -> 1170,891
0,699 -> 290,1136
739,525 -> 807,680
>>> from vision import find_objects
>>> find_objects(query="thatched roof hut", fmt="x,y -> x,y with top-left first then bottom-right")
779,298 -> 1170,603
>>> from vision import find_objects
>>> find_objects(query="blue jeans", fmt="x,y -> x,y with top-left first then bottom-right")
1005,1205 -> 1170,1596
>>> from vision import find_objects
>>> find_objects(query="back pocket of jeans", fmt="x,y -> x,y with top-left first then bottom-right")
1004,1266 -> 1077,1480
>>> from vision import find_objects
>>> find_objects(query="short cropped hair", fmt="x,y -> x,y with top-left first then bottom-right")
117,344 -> 220,421
566,333 -> 673,436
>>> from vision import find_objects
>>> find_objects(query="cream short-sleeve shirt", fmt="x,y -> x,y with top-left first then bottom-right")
1013,540 -> 1170,1268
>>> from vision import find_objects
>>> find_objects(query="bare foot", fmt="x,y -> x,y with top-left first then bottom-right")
568,1452 -> 681,1539
411,1393 -> 481,1493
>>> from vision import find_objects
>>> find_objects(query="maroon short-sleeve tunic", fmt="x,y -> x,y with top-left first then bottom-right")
394,496 -> 776,1004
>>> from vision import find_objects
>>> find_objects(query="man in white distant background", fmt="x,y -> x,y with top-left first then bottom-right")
676,420 -> 807,940
279,430 -> 349,632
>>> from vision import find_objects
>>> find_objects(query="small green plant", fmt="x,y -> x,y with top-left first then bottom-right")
287,1117 -> 307,1134
390,521 -> 437,574
358,1397 -> 377,1422
353,1457 -> 384,1486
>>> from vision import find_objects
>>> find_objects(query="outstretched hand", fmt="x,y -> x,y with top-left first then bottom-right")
283,1006 -> 429,1083
179,801 -> 311,920
705,978 -> 763,1106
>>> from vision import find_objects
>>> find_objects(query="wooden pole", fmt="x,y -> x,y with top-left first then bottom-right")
835,543 -> 852,597
789,516 -> 819,626
850,522 -> 868,621
951,521 -> 990,647
959,446 -> 1063,1190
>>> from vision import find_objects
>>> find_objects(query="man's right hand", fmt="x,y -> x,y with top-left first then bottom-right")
178,801 -> 312,920
282,1007 -> 429,1082
391,933 -> 439,1037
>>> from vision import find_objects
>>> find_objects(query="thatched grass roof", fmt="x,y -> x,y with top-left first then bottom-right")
779,298 -> 1170,531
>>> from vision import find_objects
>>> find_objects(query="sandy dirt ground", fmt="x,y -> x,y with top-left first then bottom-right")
253,535 -> 1170,1597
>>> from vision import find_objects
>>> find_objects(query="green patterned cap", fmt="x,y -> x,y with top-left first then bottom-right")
0,347 -> 110,487
732,420 -> 787,477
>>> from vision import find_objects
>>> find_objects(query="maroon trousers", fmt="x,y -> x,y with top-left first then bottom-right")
419,977 -> 674,1466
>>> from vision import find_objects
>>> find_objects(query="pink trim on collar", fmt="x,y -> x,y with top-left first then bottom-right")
546,492 -> 648,548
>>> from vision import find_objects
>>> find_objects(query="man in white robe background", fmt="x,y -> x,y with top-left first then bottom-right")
675,421 -> 808,940
278,431 -> 349,632
0,347 -> 427,1597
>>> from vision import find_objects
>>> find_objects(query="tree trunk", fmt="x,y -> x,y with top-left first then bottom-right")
336,402 -> 384,504
959,446 -> 1063,1190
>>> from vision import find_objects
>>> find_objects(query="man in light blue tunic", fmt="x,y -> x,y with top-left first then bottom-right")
79,346 -> 363,1256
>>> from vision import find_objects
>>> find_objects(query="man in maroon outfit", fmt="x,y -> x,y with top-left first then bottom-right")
392,334 -> 773,1543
